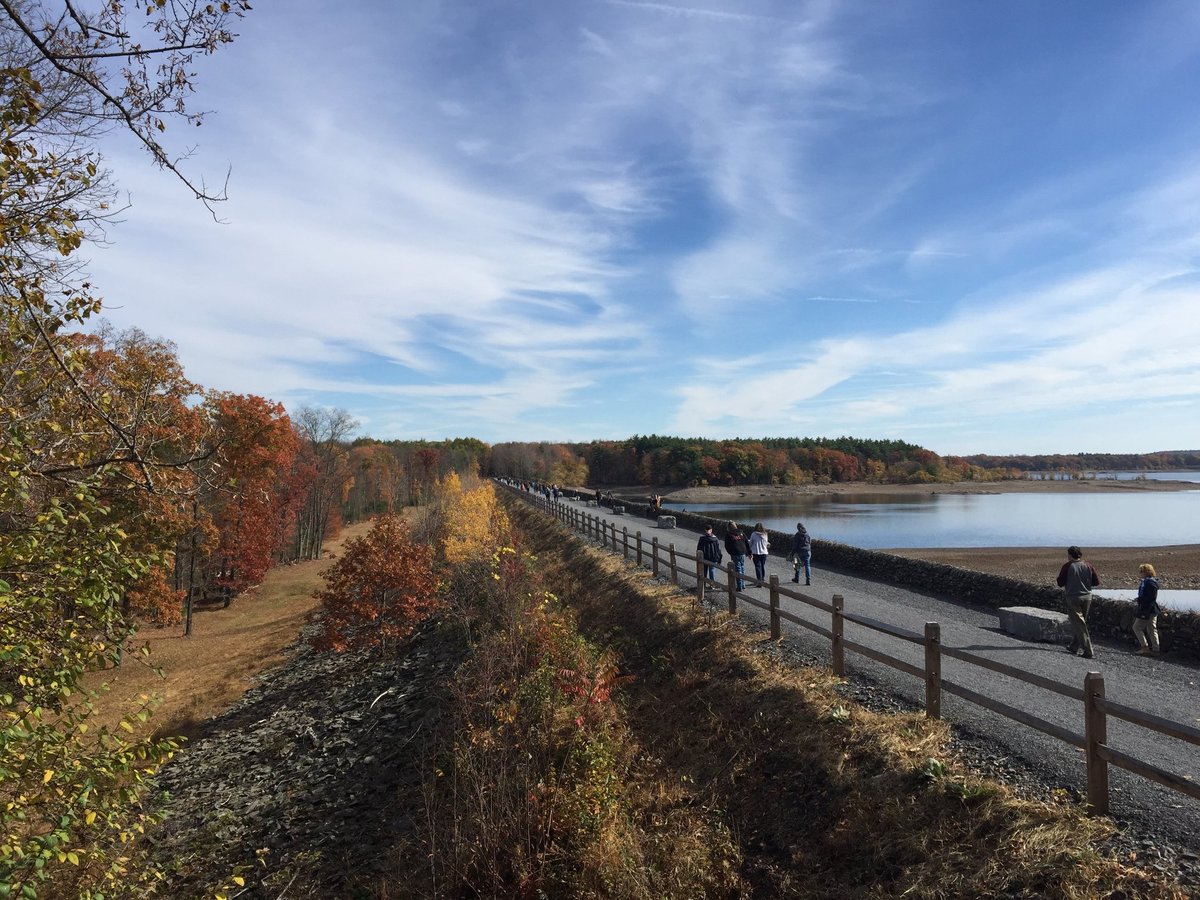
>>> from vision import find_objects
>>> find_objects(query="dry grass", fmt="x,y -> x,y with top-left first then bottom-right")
504,499 -> 1188,899
85,520 -> 374,741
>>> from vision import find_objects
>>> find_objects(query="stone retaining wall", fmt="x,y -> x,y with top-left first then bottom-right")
580,493 -> 1200,661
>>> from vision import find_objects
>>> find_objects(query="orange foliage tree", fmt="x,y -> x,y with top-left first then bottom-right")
203,393 -> 301,597
313,515 -> 440,654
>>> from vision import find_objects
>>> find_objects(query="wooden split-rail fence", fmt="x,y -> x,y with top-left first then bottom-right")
509,486 -> 1200,817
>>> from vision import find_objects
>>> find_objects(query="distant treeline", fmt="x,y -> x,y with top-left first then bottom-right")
963,451 -> 1200,473
339,439 -> 1200,506
489,435 -> 1017,488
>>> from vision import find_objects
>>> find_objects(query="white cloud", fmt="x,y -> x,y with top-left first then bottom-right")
71,0 -> 1200,452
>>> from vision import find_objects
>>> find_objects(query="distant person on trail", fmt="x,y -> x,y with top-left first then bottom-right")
789,522 -> 812,585
697,525 -> 723,586
1132,563 -> 1161,656
1057,545 -> 1100,659
748,523 -> 770,585
724,521 -> 749,590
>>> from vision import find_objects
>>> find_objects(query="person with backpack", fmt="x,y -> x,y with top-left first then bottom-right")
724,521 -> 749,591
1132,563 -> 1161,656
789,522 -> 812,585
697,525 -> 723,587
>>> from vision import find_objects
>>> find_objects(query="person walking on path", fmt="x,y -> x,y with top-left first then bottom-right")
697,525 -> 723,587
748,523 -> 770,585
789,522 -> 812,585
1132,563 -> 1161,656
724,521 -> 749,591
1057,545 -> 1100,658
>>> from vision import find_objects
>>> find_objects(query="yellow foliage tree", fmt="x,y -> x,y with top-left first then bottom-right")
440,477 -> 511,565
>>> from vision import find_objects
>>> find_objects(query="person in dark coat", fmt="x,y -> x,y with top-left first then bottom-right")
789,522 -> 812,585
697,525 -> 723,586
1057,545 -> 1100,658
1132,563 -> 1161,656
724,521 -> 749,590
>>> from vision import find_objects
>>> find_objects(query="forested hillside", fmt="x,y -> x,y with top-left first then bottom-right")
489,435 -> 1017,487
487,438 -> 1200,488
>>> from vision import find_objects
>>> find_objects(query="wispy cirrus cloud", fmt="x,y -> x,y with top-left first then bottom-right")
79,0 -> 1200,452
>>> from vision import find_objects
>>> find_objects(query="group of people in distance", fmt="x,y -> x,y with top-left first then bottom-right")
697,521 -> 813,591
695,529 -> 1165,660
1057,545 -> 1162,660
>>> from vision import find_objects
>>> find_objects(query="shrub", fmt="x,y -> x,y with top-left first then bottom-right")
312,515 -> 440,654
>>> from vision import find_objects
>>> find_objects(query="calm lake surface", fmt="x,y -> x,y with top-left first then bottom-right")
663,486 -> 1200,550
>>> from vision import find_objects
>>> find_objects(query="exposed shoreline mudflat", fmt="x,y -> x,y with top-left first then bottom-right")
662,478 -> 1197,504
639,480 -> 1198,589
880,545 -> 1200,590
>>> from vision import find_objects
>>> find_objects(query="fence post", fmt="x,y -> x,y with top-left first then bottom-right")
669,544 -> 678,583
769,575 -> 780,639
832,594 -> 845,677
636,531 -> 643,566
695,556 -> 705,605
924,622 -> 941,719
1084,672 -> 1109,815
652,537 -> 660,577
726,562 -> 737,614
622,527 -> 628,560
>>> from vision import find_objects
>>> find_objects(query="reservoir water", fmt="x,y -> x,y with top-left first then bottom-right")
663,487 -> 1199,550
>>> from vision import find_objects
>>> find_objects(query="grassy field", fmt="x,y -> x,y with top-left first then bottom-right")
86,520 -> 373,742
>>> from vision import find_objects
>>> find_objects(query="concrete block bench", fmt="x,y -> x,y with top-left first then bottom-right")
612,505 -> 625,514
656,516 -> 676,529
998,606 -> 1071,643
587,500 -> 598,507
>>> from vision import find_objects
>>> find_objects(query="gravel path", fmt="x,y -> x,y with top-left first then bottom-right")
537,495 -> 1200,894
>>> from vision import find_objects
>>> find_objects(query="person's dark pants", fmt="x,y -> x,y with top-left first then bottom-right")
752,554 -> 767,582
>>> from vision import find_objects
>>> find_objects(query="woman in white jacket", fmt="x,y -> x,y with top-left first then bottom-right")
748,523 -> 769,585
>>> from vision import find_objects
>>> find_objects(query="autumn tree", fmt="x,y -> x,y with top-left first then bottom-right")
313,515 -> 440,655
84,326 -> 207,627
197,393 -> 300,610
435,474 -> 510,565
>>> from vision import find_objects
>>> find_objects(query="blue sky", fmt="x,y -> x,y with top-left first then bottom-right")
87,0 -> 1200,455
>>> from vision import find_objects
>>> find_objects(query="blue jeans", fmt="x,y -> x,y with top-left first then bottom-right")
793,550 -> 811,583
752,554 -> 767,582
732,554 -> 746,590
704,564 -> 718,584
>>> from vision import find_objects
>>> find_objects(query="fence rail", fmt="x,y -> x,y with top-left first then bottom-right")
507,486 -> 1200,817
